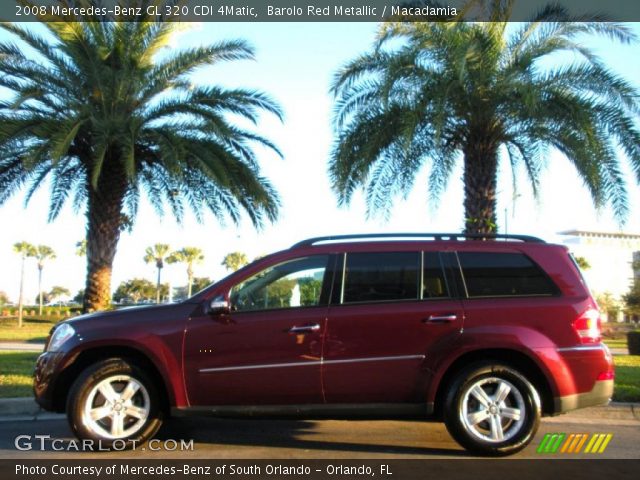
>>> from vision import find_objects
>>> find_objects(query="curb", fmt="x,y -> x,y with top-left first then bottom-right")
561,402 -> 640,421
0,397 -> 40,416
0,397 -> 638,421
0,397 -> 64,422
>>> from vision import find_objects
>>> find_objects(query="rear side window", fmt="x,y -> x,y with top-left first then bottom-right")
423,252 -> 450,299
458,252 -> 557,298
342,252 -> 420,303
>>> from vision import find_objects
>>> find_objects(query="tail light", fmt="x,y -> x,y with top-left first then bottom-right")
597,371 -> 614,381
573,307 -> 602,344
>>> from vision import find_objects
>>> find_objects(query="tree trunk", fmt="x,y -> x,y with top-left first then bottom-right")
156,267 -> 161,304
38,266 -> 43,315
462,142 -> 499,235
83,157 -> 128,313
18,257 -> 25,328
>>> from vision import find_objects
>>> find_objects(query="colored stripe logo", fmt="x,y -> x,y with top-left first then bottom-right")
537,433 -> 613,454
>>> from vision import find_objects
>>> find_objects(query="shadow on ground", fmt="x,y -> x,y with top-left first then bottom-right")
154,417 -> 468,457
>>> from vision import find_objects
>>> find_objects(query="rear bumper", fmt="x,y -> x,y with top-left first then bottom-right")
554,379 -> 614,413
551,343 -> 614,414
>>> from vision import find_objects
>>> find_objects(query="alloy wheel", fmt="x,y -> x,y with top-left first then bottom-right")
460,377 -> 526,443
81,374 -> 150,439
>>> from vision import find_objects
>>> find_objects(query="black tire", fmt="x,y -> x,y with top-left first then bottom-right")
443,362 -> 541,456
66,358 -> 163,450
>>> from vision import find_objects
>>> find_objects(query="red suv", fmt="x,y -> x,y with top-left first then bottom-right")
34,233 -> 613,455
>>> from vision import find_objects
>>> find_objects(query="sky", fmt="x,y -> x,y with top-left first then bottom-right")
0,20 -> 639,303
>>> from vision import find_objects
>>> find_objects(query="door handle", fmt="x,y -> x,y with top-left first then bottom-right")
288,324 -> 321,334
423,314 -> 457,324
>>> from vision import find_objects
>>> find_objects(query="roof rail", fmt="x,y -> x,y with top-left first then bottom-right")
291,233 -> 545,248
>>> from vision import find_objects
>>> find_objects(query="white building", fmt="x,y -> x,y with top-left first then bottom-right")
558,230 -> 640,321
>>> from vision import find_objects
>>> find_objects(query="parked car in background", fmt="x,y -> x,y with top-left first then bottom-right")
34,233 -> 613,455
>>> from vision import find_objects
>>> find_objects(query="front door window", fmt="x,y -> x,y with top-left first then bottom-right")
230,255 -> 329,311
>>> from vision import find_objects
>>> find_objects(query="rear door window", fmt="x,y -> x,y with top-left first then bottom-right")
423,252 -> 450,299
457,252 -> 558,298
342,252 -> 420,303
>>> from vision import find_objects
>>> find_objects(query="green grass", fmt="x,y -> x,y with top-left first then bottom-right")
603,338 -> 629,351
0,351 -> 39,398
613,355 -> 640,402
0,317 -> 60,342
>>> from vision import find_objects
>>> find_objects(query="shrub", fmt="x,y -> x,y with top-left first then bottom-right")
628,331 -> 640,355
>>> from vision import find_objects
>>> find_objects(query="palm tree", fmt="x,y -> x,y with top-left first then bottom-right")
73,239 -> 87,305
575,256 -> 591,271
0,3 -> 282,312
221,251 -> 249,272
34,245 -> 56,315
113,278 -> 163,304
75,240 -> 87,257
144,243 -> 171,304
168,247 -> 205,297
48,286 -> 72,304
13,241 -> 36,327
330,2 -> 640,234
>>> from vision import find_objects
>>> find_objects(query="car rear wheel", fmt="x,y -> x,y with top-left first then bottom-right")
67,358 -> 163,449
443,362 -> 541,456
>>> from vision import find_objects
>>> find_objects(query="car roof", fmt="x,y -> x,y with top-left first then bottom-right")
290,233 -> 545,248
283,233 -> 566,256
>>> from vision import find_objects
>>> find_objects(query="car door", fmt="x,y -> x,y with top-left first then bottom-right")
183,255 -> 334,406
322,250 -> 464,403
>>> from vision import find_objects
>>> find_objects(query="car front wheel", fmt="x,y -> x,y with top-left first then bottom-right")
443,362 -> 541,456
67,358 -> 163,449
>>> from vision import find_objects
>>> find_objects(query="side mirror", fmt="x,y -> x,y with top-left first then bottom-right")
205,295 -> 230,315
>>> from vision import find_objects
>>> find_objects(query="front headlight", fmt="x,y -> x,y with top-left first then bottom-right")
47,323 -> 75,352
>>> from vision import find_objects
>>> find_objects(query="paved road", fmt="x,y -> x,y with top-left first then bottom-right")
0,343 -> 44,352
0,414 -> 637,459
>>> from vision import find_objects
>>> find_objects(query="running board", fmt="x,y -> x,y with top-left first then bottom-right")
172,403 -> 434,420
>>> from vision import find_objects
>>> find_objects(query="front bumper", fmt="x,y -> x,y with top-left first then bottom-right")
33,351 -> 67,412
